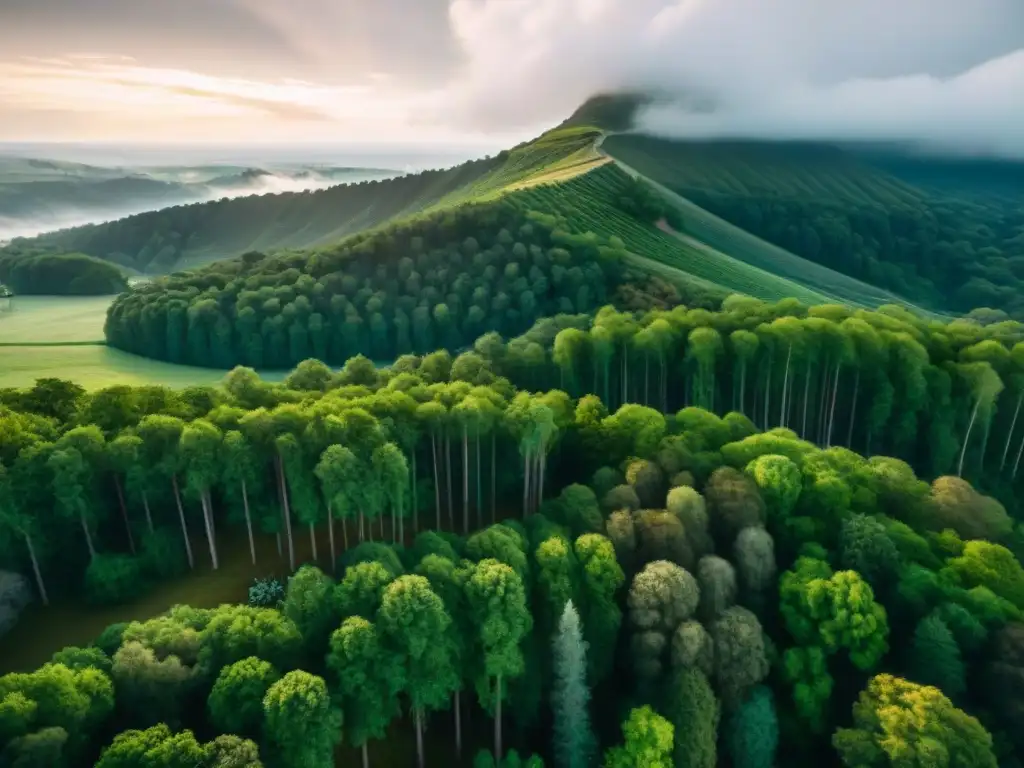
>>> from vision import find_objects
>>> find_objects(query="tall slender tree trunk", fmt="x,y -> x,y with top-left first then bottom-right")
327,503 -> 336,573
522,447 -> 531,518
476,436 -> 483,530
846,371 -> 860,449
113,475 -> 135,553
276,532 -> 283,558
1001,393 -> 1023,472
740,362 -> 747,417
779,344 -> 793,427
241,479 -> 256,566
455,689 -> 463,759
412,451 -> 419,536
763,355 -> 773,430
801,366 -> 812,438
142,491 -> 154,534
462,425 -> 470,535
537,442 -> 547,511
958,398 -> 982,477
826,361 -> 841,447
397,498 -> 404,544
1012,429 -> 1024,479
172,475 -> 194,569
24,531 -> 48,606
79,512 -> 96,561
361,742 -> 369,768
200,489 -> 218,570
445,436 -> 454,529
309,523 -> 318,561
431,434 -> 441,531
276,455 -> 295,571
414,707 -> 425,768
494,674 -> 503,765
818,364 -> 830,444
342,516 -> 350,550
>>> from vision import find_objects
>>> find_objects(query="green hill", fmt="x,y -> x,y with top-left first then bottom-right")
601,132 -> 1024,317
2,128 -> 604,274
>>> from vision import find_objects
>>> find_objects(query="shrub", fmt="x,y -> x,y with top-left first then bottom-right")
248,577 -> 286,608
85,554 -> 150,605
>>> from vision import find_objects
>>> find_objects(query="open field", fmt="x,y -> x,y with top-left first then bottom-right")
0,294 -> 114,342
0,345 -> 292,389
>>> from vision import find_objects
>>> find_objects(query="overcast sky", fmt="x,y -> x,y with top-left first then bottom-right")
1,0 -> 1022,154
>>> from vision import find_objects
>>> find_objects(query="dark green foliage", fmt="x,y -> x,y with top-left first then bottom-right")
139,528 -> 188,581
247,578 -> 285,608
667,668 -> 719,768
0,251 -> 126,295
207,657 -> 280,738
93,623 -> 128,657
726,686 -> 779,768
339,542 -> 405,578
908,614 -> 966,699
84,555 -> 149,605
839,514 -> 900,589
50,646 -> 111,674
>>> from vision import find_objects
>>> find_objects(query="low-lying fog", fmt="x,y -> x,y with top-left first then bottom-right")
0,142 -> 497,243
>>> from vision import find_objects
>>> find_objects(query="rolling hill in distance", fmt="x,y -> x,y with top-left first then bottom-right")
2,92 -> 1023,324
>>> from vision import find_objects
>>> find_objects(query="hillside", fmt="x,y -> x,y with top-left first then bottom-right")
601,132 -> 1024,317
1,128 -> 604,273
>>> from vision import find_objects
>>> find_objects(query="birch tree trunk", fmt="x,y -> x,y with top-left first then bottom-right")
826,361 -> 841,447
79,512 -> 96,561
445,435 -> 454,530
958,398 -> 982,477
241,479 -> 256,566
142,491 -> 154,534
462,425 -> 470,535
172,475 -> 194,569
1000,393 -> 1023,472
276,455 -> 295,571
415,707 -> 425,768
200,489 -> 218,570
114,475 -> 135,553
309,523 -> 318,561
327,503 -> 336,573
846,370 -> 860,449
431,434 -> 441,531
522,447 -> 531,518
455,689 -> 463,759
779,343 -> 793,428
24,531 -> 48,606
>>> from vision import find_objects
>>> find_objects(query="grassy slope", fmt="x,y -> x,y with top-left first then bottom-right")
13,128 -> 604,271
599,133 -> 946,314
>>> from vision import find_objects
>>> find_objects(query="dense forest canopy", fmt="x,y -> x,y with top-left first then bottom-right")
0,251 -> 127,295
2,300 -> 1024,765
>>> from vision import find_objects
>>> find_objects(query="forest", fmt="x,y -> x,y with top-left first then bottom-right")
100,186 -> 685,370
3,291 -> 1024,766
602,134 -> 1024,318
0,251 -> 128,295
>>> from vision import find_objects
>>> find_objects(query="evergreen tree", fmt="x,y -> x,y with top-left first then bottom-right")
551,600 -> 595,768
909,615 -> 966,700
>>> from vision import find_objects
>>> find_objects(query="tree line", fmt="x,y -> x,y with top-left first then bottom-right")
102,201 -> 633,369
0,250 -> 127,295
3,319 -> 1024,764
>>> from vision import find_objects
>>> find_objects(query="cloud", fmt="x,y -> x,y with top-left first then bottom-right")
436,0 -> 1024,156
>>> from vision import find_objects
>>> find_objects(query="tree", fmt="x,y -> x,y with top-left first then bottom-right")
909,614 -> 965,700
604,705 -> 673,768
574,534 -> 625,684
780,558 -> 889,670
111,641 -> 192,727
377,575 -> 459,768
833,674 -> 996,768
704,467 -> 766,543
744,455 -> 801,521
551,601 -> 595,768
2,725 -> 69,767
222,430 -> 261,565
262,671 -> 341,768
955,361 -> 1003,477
667,668 -> 719,768
336,561 -> 394,620
697,555 -> 737,622
709,606 -> 769,705
464,559 -> 533,764
372,442 -> 409,543
94,724 -> 208,768
207,657 -> 280,739
326,617 -> 404,768
0,464 -> 49,605
207,734 -> 264,768
179,419 -> 223,569
282,565 -> 337,660
199,605 -> 303,673
725,686 -> 778,768
839,514 -> 900,589
314,444 -> 361,561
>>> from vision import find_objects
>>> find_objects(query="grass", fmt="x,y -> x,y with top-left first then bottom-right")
0,295 -> 113,343
0,345 -> 292,389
